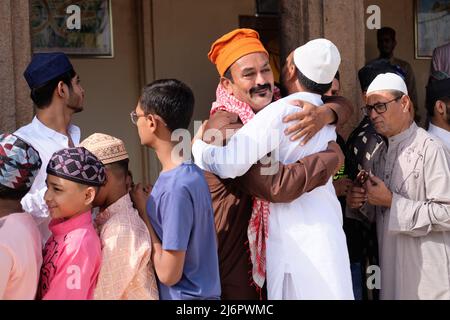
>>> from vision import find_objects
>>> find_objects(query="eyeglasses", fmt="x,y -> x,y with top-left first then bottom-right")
362,95 -> 403,115
130,110 -> 168,127
130,111 -> 146,125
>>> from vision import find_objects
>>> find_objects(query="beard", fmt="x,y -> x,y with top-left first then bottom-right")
446,104 -> 450,126
67,92 -> 83,114
279,68 -> 290,98
279,81 -> 289,98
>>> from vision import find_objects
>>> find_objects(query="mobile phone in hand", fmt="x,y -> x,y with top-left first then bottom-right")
356,170 -> 369,186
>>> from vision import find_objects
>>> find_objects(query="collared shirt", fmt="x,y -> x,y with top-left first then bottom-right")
428,123 -> 450,150
14,116 -> 81,243
363,122 -> 450,300
193,92 -> 354,299
37,211 -> 101,300
93,194 -> 159,300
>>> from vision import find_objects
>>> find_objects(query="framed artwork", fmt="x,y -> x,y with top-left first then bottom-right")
30,0 -> 114,57
415,0 -> 450,59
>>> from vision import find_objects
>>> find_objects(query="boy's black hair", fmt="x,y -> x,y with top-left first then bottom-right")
0,184 -> 28,200
106,159 -> 129,177
296,69 -> 332,95
30,69 -> 76,109
139,79 -> 195,132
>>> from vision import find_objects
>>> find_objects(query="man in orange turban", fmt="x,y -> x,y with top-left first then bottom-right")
195,28 -> 353,300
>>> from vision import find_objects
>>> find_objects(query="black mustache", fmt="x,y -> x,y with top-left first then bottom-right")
250,84 -> 272,95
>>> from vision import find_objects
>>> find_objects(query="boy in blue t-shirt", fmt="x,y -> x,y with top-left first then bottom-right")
130,79 -> 221,300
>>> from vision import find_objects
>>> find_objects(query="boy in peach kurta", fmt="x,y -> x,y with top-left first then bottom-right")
81,133 -> 158,300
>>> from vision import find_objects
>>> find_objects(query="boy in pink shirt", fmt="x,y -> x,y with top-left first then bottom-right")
0,134 -> 43,300
37,147 -> 105,300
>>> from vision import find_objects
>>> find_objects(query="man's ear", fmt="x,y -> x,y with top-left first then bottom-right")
401,95 -> 412,113
146,114 -> 158,132
84,186 -> 97,206
435,100 -> 446,115
220,77 -> 234,95
56,81 -> 67,98
287,63 -> 297,82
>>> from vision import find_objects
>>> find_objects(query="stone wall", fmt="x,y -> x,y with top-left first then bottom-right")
280,0 -> 366,138
0,0 -> 33,133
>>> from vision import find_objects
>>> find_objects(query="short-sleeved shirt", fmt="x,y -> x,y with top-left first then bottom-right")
146,161 -> 221,300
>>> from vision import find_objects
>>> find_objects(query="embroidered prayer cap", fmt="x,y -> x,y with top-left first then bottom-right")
367,73 -> 408,96
293,38 -> 341,85
80,133 -> 129,165
46,147 -> 106,187
208,28 -> 268,76
0,134 -> 42,191
24,52 -> 74,89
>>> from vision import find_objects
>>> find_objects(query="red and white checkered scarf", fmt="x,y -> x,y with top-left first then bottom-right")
210,84 -> 281,289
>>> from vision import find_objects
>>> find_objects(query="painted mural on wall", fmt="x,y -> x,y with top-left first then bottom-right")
30,0 -> 113,57
416,0 -> 450,58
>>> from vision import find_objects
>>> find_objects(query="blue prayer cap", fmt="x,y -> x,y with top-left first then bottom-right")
24,52 -> 74,89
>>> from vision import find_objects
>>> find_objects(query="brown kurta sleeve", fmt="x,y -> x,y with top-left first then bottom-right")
322,95 -> 354,127
204,111 -> 339,204
232,150 -> 338,203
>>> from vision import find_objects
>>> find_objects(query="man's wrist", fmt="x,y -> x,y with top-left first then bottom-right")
320,149 -> 340,178
384,191 -> 393,208
324,106 -> 338,125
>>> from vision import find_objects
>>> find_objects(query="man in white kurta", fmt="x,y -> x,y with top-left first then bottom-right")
349,73 -> 450,299
193,39 -> 353,300
14,53 -> 84,243
15,118 -> 80,242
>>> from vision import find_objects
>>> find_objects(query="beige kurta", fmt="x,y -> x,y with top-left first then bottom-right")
93,194 -> 159,300
363,122 -> 450,300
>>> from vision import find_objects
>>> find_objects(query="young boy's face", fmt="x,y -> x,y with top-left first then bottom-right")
134,102 -> 155,147
45,174 -> 96,219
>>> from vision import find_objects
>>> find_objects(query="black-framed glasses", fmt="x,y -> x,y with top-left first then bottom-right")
130,111 -> 146,125
362,95 -> 403,115
130,110 -> 168,127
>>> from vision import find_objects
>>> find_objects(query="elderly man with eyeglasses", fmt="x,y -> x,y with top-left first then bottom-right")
347,72 -> 450,300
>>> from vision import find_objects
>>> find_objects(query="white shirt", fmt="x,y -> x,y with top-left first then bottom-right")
193,92 -> 354,299
428,123 -> 450,150
14,116 -> 81,243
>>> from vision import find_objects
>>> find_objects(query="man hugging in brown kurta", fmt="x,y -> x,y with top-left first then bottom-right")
202,28 -> 353,299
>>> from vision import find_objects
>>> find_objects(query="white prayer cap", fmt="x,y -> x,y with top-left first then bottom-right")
366,72 -> 408,95
293,38 -> 341,84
